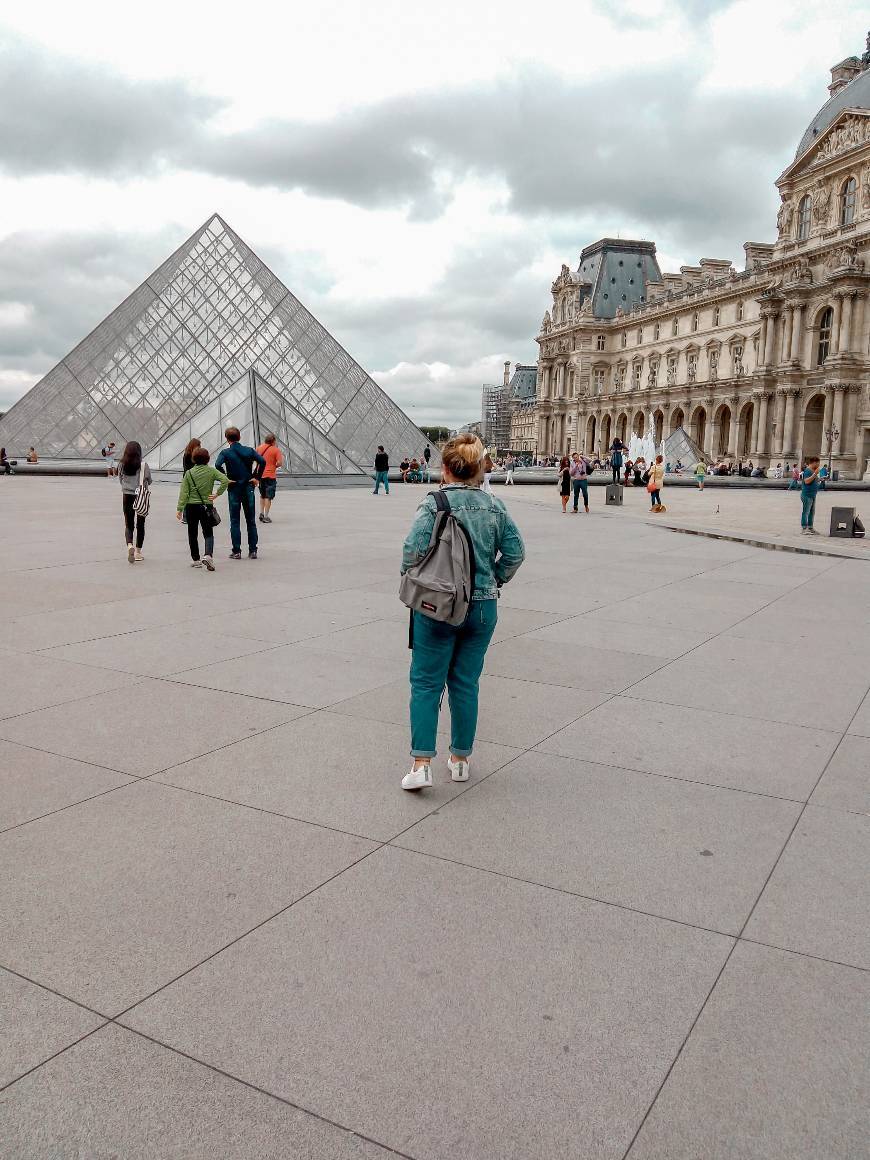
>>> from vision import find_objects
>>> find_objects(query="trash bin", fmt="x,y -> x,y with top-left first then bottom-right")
606,483 -> 624,506
830,506 -> 856,538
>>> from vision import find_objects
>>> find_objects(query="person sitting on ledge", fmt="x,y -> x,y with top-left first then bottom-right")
27,447 -> 38,463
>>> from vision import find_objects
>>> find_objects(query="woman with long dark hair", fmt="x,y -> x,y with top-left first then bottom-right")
558,455 -> 571,513
118,440 -> 151,563
182,438 -> 201,474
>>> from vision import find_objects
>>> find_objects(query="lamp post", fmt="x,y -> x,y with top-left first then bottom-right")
825,422 -> 840,476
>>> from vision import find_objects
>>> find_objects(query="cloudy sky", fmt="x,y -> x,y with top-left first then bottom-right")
1,1 -> 867,426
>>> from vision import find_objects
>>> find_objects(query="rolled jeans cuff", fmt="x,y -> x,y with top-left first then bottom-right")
410,748 -> 437,759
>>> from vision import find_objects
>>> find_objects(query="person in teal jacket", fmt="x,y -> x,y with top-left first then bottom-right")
399,433 -> 525,792
176,447 -> 230,570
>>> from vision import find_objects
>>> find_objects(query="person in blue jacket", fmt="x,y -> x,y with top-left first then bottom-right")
215,427 -> 266,559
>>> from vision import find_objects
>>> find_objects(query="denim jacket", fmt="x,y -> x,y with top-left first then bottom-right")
401,484 -> 525,600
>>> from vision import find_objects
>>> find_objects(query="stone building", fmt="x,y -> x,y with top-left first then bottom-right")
533,38 -> 870,478
507,363 -> 538,453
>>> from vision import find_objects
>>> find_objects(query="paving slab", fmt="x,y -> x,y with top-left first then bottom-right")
0,739 -> 134,831
0,679 -> 307,776
628,635 -> 870,730
124,846 -> 731,1160
810,735 -> 870,813
485,637 -> 666,693
40,624 -> 271,677
0,1023 -> 394,1158
194,602 -> 380,644
0,780 -> 374,1012
848,690 -> 870,737
537,696 -> 840,800
529,614 -> 713,659
626,941 -> 870,1160
744,804 -> 870,969
157,711 -> 520,841
0,968 -> 104,1089
397,751 -> 799,931
174,642 -> 403,708
0,652 -> 140,722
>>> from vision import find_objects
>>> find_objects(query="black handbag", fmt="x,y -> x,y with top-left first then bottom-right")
190,473 -> 221,527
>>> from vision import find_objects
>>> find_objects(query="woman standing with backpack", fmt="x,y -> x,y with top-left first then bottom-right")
400,434 -> 525,791
118,441 -> 151,563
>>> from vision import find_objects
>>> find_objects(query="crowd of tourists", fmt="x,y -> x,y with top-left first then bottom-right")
111,426 -> 283,568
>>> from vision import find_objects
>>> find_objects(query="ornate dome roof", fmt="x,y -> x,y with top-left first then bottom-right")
796,64 -> 870,158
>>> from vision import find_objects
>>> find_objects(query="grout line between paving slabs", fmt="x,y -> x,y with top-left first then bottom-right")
618,642 -> 870,1160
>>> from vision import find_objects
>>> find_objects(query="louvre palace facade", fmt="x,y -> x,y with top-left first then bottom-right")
531,40 -> 870,478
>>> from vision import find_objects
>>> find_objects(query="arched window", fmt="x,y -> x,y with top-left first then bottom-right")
840,177 -> 857,226
692,311 -> 699,332
797,194 -> 811,240
736,300 -> 744,322
817,306 -> 833,365
713,306 -> 720,327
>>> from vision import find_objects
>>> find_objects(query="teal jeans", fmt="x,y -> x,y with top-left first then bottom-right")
410,599 -> 498,758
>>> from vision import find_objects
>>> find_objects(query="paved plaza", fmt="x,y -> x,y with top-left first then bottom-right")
1,476 -> 868,1159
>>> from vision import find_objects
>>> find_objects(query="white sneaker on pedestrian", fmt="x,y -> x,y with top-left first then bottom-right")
191,560 -> 203,567
800,528 -> 810,535
808,527 -> 820,535
203,555 -> 215,571
127,544 -> 135,563
447,757 -> 469,782
401,764 -> 433,791
133,548 -> 144,562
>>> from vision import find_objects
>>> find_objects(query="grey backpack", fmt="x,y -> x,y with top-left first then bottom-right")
399,490 -> 476,627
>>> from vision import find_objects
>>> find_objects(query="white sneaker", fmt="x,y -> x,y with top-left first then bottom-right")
203,555 -> 215,571
133,548 -> 143,562
800,528 -> 810,536
401,764 -> 433,791
447,757 -> 469,782
808,528 -> 820,536
191,560 -> 203,568
127,544 -> 135,563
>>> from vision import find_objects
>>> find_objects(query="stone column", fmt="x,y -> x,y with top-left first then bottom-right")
756,392 -> 771,457
762,309 -> 778,366
823,386 -> 834,434
703,400 -> 715,461
727,398 -> 740,459
789,303 -> 804,362
783,389 -> 799,457
832,384 -> 846,437
831,295 -> 843,355
780,307 -> 794,365
750,394 -> 762,457
840,293 -> 855,354
774,390 -> 788,456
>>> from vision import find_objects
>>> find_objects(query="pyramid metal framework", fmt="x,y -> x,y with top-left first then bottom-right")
0,215 -> 435,475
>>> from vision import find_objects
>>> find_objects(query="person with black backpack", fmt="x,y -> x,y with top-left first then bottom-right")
215,427 -> 266,560
399,433 -> 525,791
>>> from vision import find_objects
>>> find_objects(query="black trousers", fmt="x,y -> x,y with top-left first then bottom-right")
186,503 -> 215,561
122,493 -> 145,548
611,463 -> 621,483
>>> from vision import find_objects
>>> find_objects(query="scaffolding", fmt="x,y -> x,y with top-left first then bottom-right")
481,383 -> 512,451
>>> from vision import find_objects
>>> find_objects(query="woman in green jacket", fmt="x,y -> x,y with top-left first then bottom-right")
176,447 -> 230,570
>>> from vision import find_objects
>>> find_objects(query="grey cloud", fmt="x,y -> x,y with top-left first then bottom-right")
0,34 -> 221,177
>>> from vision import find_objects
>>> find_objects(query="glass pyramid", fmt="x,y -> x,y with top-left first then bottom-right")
0,215 -> 435,474
149,368 -> 364,477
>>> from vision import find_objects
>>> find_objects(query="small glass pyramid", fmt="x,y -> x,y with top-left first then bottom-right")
0,215 -> 434,475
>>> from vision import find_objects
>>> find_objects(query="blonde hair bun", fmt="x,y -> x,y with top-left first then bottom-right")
441,433 -> 484,481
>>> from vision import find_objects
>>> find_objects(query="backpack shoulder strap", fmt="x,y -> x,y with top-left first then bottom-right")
432,488 -> 450,513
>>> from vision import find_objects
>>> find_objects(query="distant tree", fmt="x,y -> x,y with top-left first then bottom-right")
419,425 -> 450,444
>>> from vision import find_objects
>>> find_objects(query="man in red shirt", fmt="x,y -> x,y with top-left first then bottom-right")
256,433 -> 284,523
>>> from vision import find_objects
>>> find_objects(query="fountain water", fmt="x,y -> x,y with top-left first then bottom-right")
626,412 -> 660,467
